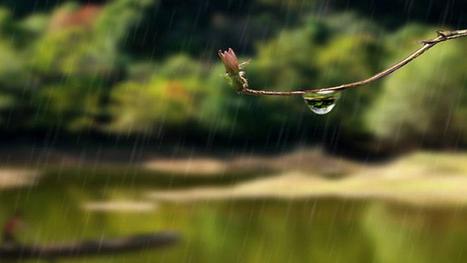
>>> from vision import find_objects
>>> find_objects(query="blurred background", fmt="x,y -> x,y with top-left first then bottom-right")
0,0 -> 466,262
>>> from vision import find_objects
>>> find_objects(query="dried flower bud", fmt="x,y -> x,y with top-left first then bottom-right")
218,48 -> 249,91
218,48 -> 240,75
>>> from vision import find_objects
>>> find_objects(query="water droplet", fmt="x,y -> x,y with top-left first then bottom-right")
303,90 -> 340,115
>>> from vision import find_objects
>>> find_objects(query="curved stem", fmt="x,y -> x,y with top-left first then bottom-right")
237,29 -> 467,96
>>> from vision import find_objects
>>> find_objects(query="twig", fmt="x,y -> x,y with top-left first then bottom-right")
218,29 -> 467,96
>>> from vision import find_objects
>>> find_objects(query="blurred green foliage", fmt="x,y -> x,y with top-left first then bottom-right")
0,0 -> 465,149
109,55 -> 202,133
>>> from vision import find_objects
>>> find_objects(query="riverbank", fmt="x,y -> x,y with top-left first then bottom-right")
1,148 -> 466,207
148,151 -> 467,206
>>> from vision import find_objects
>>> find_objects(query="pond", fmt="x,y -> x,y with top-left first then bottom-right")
1,169 -> 467,263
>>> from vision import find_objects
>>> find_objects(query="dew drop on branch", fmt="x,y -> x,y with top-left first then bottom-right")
303,90 -> 340,115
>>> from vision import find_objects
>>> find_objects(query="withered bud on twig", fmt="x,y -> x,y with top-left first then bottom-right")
218,48 -> 249,92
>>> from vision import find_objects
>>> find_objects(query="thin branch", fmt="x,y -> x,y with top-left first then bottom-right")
219,29 -> 467,96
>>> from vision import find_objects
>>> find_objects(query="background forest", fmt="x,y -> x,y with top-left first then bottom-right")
0,0 -> 465,153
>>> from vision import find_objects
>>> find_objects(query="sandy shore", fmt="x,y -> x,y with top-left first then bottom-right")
143,148 -> 360,176
2,148 -> 467,207
145,152 -> 467,207
0,169 -> 39,189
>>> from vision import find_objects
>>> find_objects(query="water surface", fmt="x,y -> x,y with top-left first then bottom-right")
1,170 -> 467,263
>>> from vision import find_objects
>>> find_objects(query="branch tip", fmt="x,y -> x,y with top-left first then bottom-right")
218,29 -> 467,97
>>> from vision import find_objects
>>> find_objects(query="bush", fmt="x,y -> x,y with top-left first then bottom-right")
31,77 -> 105,131
108,55 -> 203,134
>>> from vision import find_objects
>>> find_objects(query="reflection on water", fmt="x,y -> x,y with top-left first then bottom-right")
1,173 -> 467,263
